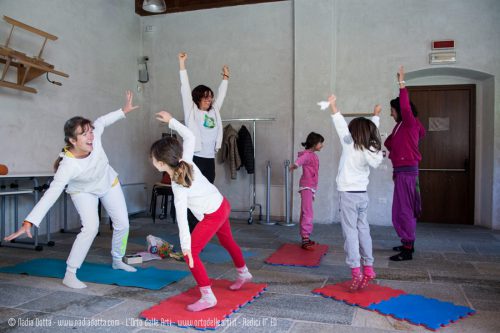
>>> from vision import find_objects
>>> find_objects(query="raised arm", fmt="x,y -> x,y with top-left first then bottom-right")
93,90 -> 139,136
213,65 -> 229,111
329,94 -> 350,143
371,104 -> 381,128
397,66 -> 416,127
156,111 -> 196,163
178,52 -> 193,122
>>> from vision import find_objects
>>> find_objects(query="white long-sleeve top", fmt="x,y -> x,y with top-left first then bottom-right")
180,69 -> 227,155
25,110 -> 125,227
168,118 -> 224,252
331,113 -> 383,192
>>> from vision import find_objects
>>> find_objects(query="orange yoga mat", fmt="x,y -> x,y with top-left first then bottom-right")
265,243 -> 329,267
140,279 -> 267,330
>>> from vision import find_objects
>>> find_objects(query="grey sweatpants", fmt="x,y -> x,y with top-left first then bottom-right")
339,191 -> 374,268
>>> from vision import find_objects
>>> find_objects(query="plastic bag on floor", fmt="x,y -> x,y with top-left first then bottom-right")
146,235 -> 184,261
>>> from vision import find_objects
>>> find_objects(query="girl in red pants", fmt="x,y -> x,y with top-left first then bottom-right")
150,111 -> 252,312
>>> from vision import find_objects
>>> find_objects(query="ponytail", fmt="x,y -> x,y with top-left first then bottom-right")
172,160 -> 194,187
53,147 -> 66,172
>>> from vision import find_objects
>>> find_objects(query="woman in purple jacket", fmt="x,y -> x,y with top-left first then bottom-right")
290,132 -> 324,250
385,66 -> 425,261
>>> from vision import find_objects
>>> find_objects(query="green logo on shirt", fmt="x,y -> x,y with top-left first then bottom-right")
203,114 -> 216,129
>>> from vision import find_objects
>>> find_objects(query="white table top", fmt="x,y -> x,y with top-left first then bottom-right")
0,173 -> 54,179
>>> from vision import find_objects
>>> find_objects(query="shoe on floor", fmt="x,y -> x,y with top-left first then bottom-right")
390,249 -> 413,261
392,245 -> 415,253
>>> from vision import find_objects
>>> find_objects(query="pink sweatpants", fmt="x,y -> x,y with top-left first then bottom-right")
299,189 -> 314,238
186,197 -> 246,287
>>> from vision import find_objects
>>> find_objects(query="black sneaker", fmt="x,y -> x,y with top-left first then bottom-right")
390,249 -> 413,261
392,245 -> 415,253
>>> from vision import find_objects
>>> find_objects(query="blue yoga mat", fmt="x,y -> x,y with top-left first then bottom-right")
367,294 -> 476,330
0,258 -> 189,290
130,234 -> 256,264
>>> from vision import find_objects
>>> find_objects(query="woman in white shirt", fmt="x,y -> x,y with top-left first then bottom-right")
150,111 -> 252,312
4,91 -> 139,289
178,52 -> 229,230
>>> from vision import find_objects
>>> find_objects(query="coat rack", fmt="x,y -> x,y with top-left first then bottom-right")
221,117 -> 275,224
0,16 -> 68,93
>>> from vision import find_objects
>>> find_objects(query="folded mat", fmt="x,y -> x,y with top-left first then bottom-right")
0,258 -> 189,290
130,233 -> 256,264
140,279 -> 267,330
264,243 -> 329,267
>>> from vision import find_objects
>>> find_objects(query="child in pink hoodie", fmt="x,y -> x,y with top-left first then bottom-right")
290,132 -> 324,250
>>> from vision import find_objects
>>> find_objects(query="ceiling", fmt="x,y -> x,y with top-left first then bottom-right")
135,0 -> 286,16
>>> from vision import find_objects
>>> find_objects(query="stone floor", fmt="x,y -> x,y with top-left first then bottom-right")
1,217 -> 500,332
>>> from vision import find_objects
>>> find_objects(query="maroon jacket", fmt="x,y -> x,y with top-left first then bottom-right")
384,88 -> 425,168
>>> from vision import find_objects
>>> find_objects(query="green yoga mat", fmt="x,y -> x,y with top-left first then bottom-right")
0,258 -> 189,290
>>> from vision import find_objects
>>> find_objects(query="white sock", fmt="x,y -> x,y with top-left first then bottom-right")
112,258 -> 137,272
62,270 -> 87,289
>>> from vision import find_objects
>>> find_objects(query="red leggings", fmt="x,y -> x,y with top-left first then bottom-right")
186,197 -> 246,287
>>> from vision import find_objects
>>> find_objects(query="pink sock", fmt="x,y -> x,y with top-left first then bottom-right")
351,267 -> 362,277
186,286 -> 217,312
229,265 -> 252,291
363,265 -> 376,278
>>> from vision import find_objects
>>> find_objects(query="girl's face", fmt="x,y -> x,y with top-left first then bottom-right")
152,156 -> 173,176
199,93 -> 213,111
313,142 -> 324,152
390,107 -> 399,122
69,124 -> 94,157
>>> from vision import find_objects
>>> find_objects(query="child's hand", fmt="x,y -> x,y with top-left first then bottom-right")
178,52 -> 187,62
156,111 -> 173,123
289,164 -> 298,172
123,90 -> 140,114
4,221 -> 32,241
373,104 -> 382,116
183,249 -> 194,268
328,94 -> 338,114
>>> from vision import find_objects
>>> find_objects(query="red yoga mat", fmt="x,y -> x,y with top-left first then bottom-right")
312,281 -> 406,308
140,279 -> 267,330
265,243 -> 329,267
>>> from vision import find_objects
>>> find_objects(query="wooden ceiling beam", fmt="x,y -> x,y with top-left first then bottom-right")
135,0 -> 286,16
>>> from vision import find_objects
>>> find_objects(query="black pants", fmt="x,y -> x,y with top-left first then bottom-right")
187,156 -> 215,232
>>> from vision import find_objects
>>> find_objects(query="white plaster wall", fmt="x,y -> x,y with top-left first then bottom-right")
0,0 -> 143,234
140,1 -> 294,220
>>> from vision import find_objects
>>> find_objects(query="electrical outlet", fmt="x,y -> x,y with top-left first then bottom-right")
145,25 -> 154,32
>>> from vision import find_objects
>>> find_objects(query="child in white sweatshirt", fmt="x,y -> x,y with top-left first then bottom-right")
4,91 -> 139,289
329,94 -> 383,291
150,111 -> 252,312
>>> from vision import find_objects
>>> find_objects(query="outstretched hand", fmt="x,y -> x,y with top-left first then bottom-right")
155,111 -> 173,124
397,65 -> 405,82
221,65 -> 230,79
4,221 -> 33,241
122,90 -> 140,114
373,104 -> 382,116
328,94 -> 338,114
183,249 -> 194,268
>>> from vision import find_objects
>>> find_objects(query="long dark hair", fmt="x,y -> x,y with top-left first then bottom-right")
150,137 -> 194,188
192,85 -> 214,110
390,97 -> 418,122
53,117 -> 93,172
348,117 -> 381,152
301,132 -> 324,149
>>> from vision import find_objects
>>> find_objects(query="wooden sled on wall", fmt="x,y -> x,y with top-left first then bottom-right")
0,16 -> 68,94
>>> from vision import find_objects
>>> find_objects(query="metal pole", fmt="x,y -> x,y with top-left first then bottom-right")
279,160 -> 295,226
260,161 -> 276,225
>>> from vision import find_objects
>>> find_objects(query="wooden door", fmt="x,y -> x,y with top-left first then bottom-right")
408,85 -> 475,224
